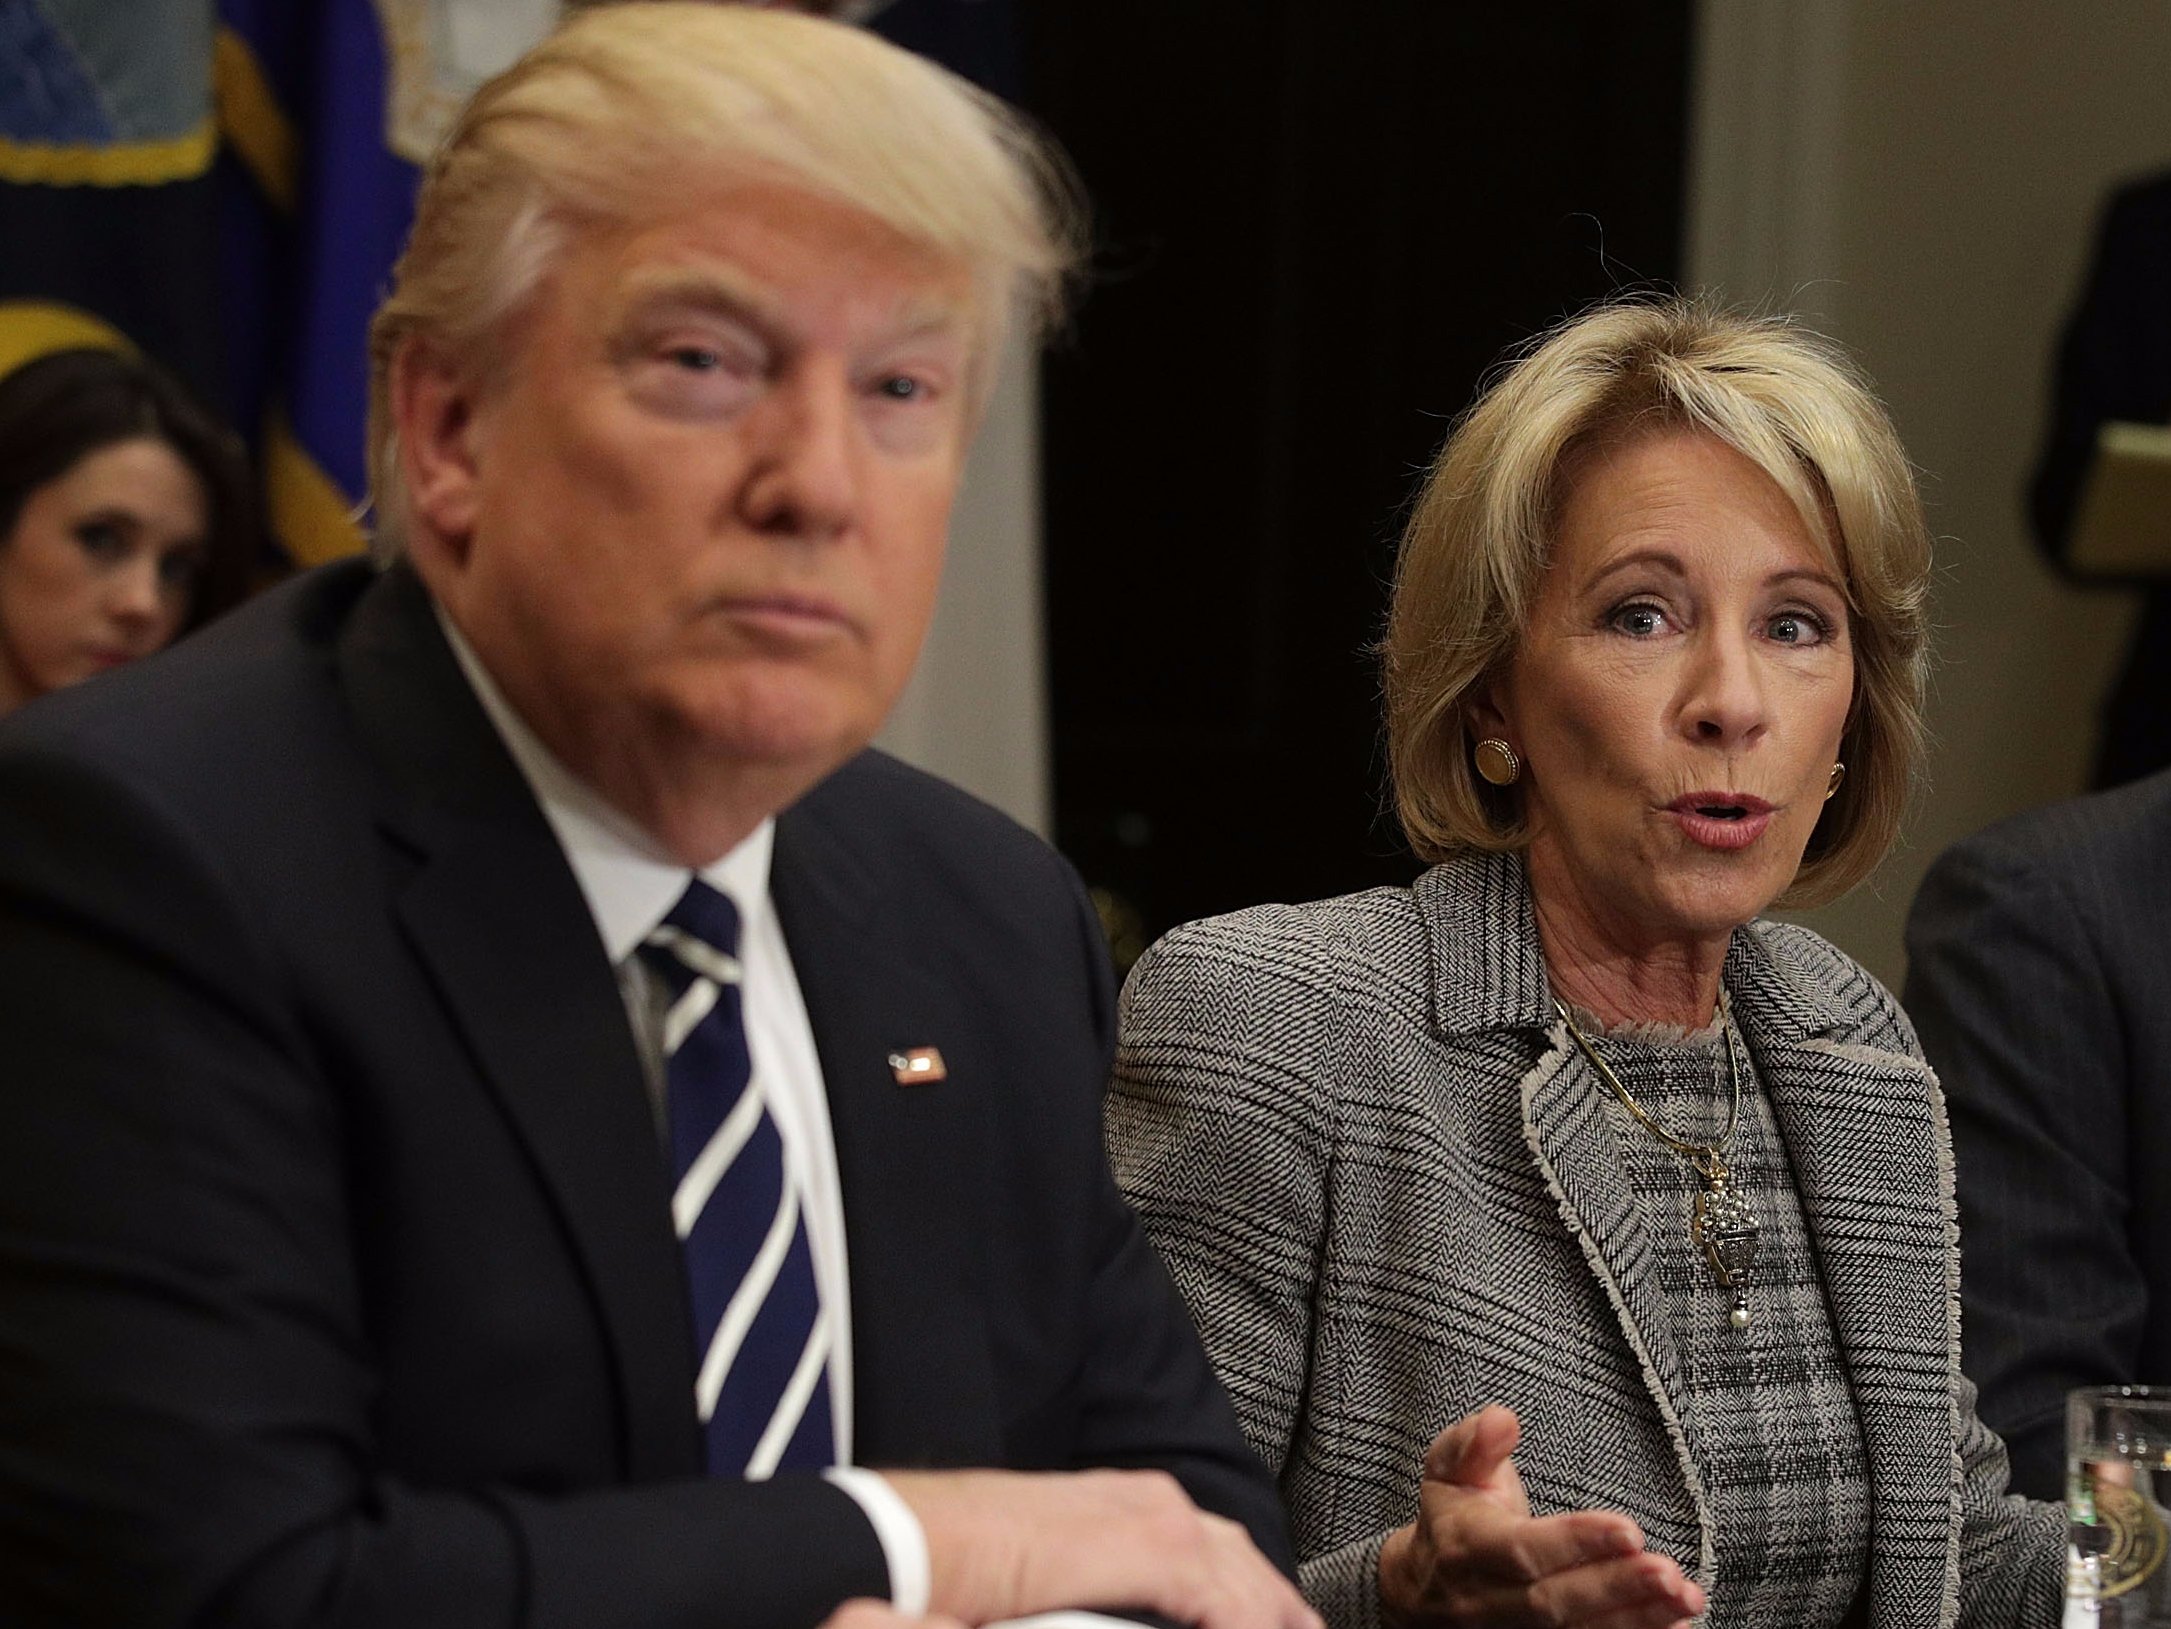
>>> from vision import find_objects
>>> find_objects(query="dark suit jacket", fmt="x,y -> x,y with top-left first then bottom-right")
0,560 -> 1288,1628
2030,171 -> 2171,787
1903,767 -> 2171,1500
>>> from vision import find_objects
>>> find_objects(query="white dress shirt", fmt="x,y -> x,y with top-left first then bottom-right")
439,612 -> 928,1612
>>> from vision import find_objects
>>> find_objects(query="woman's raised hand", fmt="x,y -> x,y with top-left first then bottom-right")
1378,1406 -> 1706,1629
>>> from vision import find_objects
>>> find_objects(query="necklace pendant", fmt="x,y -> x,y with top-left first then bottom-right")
1691,1179 -> 1760,1326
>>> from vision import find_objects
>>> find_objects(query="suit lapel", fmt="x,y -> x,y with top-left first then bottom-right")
340,567 -> 701,1481
1420,855 -> 1711,1574
1425,854 -> 1965,1617
1521,1034 -> 1714,1580
1735,938 -> 1961,1629
772,770 -> 1000,1467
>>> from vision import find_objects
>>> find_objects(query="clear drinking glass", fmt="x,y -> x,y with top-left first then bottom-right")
2069,1386 -> 2171,1627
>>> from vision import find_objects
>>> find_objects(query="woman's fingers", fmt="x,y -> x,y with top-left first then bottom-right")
1449,1506 -> 1645,1585
1391,1410 -> 1705,1629
1444,1549 -> 1703,1629
1424,1404 -> 1524,1489
1526,1550 -> 1705,1629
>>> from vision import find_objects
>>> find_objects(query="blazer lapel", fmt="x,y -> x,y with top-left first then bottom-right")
1735,936 -> 1961,1629
772,772 -> 1000,1467
1419,855 -> 1711,1578
1521,1036 -> 1715,1582
340,567 -> 701,1481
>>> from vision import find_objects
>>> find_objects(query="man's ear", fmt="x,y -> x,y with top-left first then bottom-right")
390,335 -> 484,564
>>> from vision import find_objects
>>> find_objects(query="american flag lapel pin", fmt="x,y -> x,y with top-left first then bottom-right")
888,1046 -> 947,1085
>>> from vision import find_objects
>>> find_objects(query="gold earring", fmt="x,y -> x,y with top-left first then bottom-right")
1825,762 -> 1846,801
1475,738 -> 1522,787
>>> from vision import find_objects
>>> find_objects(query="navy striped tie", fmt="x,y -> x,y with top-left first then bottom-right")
641,879 -> 835,1478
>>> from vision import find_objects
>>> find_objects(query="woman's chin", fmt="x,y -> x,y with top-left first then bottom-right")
1646,857 -> 1798,938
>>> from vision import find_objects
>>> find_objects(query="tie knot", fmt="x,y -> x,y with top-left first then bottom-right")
649,877 -> 742,971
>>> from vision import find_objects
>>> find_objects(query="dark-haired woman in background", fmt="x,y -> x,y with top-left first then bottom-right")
1110,300 -> 2062,1629
0,348 -> 255,718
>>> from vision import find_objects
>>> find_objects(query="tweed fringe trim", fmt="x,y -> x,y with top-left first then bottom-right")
1521,1019 -> 1719,1591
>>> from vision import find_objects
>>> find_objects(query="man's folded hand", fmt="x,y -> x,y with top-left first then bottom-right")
889,1469 -> 1322,1629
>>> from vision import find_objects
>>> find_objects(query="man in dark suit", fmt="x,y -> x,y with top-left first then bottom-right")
1903,767 -> 2171,1500
0,9 -> 1306,1627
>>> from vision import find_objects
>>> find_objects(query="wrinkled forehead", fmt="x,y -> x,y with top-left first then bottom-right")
516,179 -> 992,370
1550,416 -> 1851,595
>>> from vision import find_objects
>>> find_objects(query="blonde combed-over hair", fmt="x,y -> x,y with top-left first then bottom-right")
1383,297 -> 1932,910
366,0 -> 1083,559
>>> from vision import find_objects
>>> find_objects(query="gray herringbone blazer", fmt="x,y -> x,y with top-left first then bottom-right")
1109,852 -> 2061,1629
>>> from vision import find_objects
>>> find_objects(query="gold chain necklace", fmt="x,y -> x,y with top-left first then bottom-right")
1554,992 -> 1762,1329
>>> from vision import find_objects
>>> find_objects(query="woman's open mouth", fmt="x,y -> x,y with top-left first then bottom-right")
1666,792 -> 1775,851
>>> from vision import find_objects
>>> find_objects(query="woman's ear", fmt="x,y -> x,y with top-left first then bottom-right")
1467,672 -> 1515,746
389,336 -> 483,565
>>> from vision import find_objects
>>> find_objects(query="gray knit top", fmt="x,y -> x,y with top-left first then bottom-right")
1581,1011 -> 1870,1629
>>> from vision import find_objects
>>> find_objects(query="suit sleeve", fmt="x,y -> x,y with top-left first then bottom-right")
0,749 -> 889,1629
1903,828 -> 2133,1503
1050,865 -> 1300,1581
1104,927 -> 1362,1621
1952,1370 -> 2068,1627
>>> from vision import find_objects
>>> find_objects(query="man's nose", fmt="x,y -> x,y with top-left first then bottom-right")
1681,624 -> 1769,748
739,365 -> 859,539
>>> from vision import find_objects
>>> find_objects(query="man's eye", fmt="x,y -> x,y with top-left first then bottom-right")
669,347 -> 723,372
876,375 -> 925,402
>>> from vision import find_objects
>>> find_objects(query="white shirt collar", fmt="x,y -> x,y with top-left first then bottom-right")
435,603 -> 775,964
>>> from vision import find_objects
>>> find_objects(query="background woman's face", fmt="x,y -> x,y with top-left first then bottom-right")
1486,428 -> 1855,950
0,437 -> 209,714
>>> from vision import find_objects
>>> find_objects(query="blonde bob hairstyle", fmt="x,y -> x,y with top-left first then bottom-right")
1383,297 -> 1931,910
366,0 -> 1083,560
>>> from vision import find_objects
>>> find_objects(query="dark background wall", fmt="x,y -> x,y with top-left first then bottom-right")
1024,5 -> 1694,959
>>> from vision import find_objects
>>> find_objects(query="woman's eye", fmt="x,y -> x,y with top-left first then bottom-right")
669,346 -> 723,372
158,550 -> 206,592
74,520 -> 128,561
1768,610 -> 1828,646
1609,602 -> 1668,638
874,374 -> 928,403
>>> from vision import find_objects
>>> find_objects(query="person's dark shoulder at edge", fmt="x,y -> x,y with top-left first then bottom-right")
1931,765 -> 2171,883
791,746 -> 1096,932
0,558 -> 372,785
2102,170 -> 2171,234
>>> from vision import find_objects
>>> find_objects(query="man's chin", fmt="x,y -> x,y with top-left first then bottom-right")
667,695 -> 875,783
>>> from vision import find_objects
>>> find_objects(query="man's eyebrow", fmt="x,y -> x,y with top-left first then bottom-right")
608,270 -> 972,350
883,296 -> 973,343
609,268 -> 778,335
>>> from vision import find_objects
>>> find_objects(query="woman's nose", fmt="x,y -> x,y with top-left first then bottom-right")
1682,626 -> 1769,746
105,558 -> 167,628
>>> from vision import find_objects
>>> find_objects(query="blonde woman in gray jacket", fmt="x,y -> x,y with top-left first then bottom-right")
1109,300 -> 2062,1629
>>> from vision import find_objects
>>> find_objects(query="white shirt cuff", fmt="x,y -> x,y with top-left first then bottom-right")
824,1466 -> 930,1614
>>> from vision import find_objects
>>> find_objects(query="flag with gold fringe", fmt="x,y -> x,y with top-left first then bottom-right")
218,1 -> 583,565
2,1 -> 1017,570
0,0 -> 223,397
218,1 -> 403,565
